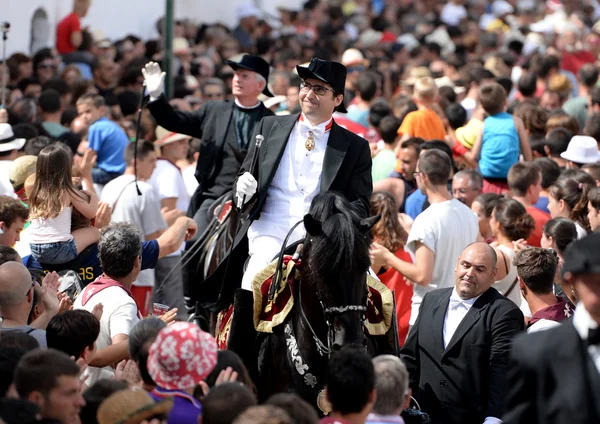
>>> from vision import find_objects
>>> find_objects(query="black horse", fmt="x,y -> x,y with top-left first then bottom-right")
227,191 -> 397,408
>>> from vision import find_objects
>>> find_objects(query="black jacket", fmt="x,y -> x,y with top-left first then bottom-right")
503,320 -> 600,424
147,95 -> 273,215
400,287 -> 524,424
197,113 -> 373,311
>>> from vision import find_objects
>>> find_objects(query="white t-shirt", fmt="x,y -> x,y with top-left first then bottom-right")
74,285 -> 140,385
101,175 -> 167,287
0,160 -> 16,198
528,318 -> 561,333
406,199 -> 478,325
148,159 -> 190,256
440,2 -> 468,26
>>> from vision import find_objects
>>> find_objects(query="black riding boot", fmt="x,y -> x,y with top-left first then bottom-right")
227,288 -> 257,373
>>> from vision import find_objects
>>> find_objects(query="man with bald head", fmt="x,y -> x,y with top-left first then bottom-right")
0,261 -> 54,347
401,242 -> 524,424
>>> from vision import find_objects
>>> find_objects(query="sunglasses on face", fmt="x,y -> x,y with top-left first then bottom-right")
38,63 -> 56,70
299,81 -> 336,96
347,65 -> 364,73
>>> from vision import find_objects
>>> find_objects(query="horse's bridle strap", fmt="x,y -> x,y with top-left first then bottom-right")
323,305 -> 367,315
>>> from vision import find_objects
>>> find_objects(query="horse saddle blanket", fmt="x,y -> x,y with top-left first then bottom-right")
250,255 -> 393,335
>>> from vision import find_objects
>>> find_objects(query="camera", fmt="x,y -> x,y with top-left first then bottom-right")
0,22 -> 9,33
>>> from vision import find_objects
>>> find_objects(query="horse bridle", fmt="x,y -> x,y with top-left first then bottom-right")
272,219 -> 369,357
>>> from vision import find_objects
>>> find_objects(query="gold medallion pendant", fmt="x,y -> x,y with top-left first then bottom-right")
305,131 -> 315,151
317,389 -> 332,415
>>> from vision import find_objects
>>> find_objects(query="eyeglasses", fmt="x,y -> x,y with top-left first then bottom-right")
452,187 -> 481,195
300,81 -> 336,96
347,65 -> 364,73
38,63 -> 56,70
413,171 -> 423,178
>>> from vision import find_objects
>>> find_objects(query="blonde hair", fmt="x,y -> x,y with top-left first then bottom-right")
76,93 -> 105,109
414,77 -> 438,103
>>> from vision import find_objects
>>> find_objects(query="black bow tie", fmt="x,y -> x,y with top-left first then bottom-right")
588,328 -> 600,346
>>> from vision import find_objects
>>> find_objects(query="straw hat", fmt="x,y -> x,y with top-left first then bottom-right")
9,155 -> 37,191
96,387 -> 173,424
400,67 -> 431,86
155,126 -> 190,147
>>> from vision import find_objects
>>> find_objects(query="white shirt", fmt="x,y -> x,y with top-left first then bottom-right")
182,164 -> 199,197
440,2 -> 467,26
0,160 -> 16,198
527,318 -> 561,333
74,285 -> 140,385
442,288 -> 502,424
407,199 -> 478,325
573,304 -> 600,375
248,115 -> 331,252
148,159 -> 190,256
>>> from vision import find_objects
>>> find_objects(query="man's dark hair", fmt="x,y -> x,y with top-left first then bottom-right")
508,163 -> 541,196
356,72 -> 378,102
588,187 -> 600,211
590,86 -> 600,107
420,143 -> 453,183
496,77 -> 513,96
538,55 -> 560,79
0,196 -> 29,227
0,398 -> 41,424
232,405 -> 291,424
117,90 -> 141,117
583,163 -> 600,182
46,310 -> 100,359
513,248 -> 558,294
44,78 -> 70,96
545,127 -> 572,156
446,103 -> 467,130
203,383 -> 258,424
326,348 -> 375,415
469,67 -> 495,85
400,137 -> 424,154
584,112 -> 600,143
265,393 -> 319,424
534,157 -> 561,189
0,332 -> 39,397
579,63 -> 599,88
38,89 -> 62,114
32,48 -> 54,71
426,42 -> 441,57
14,348 -> 80,398
368,99 -> 391,129
81,379 -> 129,424
128,317 -> 166,386
17,78 -> 42,95
517,72 -> 537,97
378,115 -> 400,144
0,245 -> 20,265
124,141 -> 155,164
98,222 -> 142,278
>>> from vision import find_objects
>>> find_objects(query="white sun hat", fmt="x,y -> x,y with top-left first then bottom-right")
560,135 -> 600,164
0,124 -> 26,152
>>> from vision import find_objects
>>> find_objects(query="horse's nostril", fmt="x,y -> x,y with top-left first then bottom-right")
332,343 -> 342,351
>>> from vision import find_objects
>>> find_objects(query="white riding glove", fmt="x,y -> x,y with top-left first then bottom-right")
141,62 -> 166,101
236,172 -> 257,208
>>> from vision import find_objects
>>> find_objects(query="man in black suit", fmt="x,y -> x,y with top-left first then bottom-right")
400,242 -> 524,424
504,234 -> 600,424
233,57 -> 372,292
142,55 -> 274,230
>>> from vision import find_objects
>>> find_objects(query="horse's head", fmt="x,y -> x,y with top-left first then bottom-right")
301,192 -> 379,352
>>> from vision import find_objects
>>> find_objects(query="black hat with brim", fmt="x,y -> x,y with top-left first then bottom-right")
562,233 -> 600,277
296,57 -> 348,113
225,54 -> 274,97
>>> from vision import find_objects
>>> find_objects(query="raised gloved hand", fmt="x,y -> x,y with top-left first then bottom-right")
141,62 -> 166,100
236,172 -> 257,208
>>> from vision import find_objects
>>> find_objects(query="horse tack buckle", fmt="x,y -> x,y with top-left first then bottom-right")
317,389 -> 332,415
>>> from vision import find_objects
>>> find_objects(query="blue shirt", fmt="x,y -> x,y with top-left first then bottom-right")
534,195 -> 550,214
479,112 -> 520,179
23,240 -> 160,286
405,189 -> 427,220
151,388 -> 202,424
88,116 -> 129,173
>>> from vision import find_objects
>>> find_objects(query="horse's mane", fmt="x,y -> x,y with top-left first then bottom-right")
303,192 -> 371,281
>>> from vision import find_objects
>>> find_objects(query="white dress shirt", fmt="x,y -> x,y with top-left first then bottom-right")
242,114 -> 331,290
442,288 -> 502,424
573,303 -> 600,375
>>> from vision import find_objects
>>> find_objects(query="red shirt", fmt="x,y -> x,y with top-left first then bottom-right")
378,248 -> 413,345
56,12 -> 81,55
526,206 -> 550,247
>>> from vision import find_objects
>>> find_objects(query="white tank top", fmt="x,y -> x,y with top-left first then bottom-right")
29,206 -> 74,243
494,244 -> 522,306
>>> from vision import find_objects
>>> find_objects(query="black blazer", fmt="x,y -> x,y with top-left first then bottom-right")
503,321 -> 600,424
235,112 -> 373,220
147,95 -> 273,212
197,113 -> 373,311
400,287 -> 524,424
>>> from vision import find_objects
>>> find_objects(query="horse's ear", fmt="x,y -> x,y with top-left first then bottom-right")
359,214 -> 381,232
304,214 -> 322,236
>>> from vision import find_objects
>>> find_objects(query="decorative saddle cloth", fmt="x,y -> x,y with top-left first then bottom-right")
250,255 -> 393,335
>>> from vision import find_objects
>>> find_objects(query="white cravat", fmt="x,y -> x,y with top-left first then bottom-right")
573,303 -> 600,375
443,289 -> 481,349
442,288 -> 502,424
